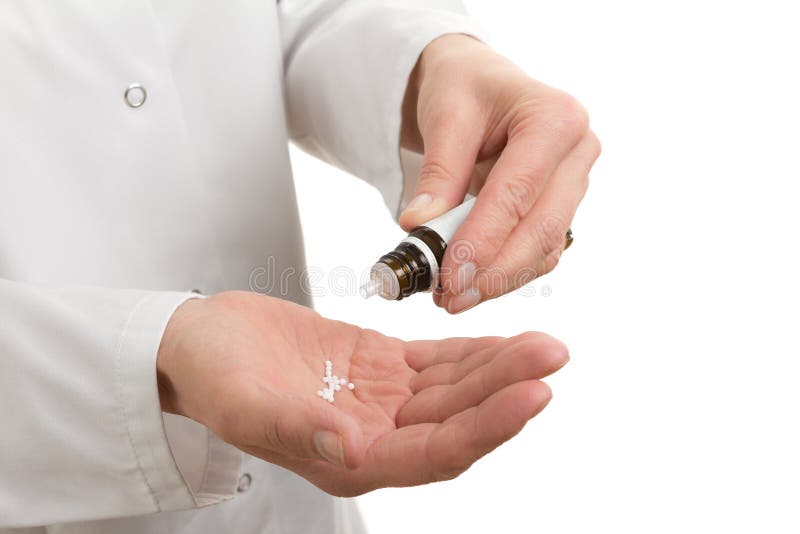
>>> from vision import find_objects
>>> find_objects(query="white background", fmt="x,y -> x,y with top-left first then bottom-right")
290,1 -> 800,532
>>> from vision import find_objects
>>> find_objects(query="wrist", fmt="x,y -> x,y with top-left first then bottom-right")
156,297 -> 204,418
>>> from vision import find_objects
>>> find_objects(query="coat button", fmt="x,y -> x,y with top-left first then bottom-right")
124,83 -> 147,108
237,473 -> 252,493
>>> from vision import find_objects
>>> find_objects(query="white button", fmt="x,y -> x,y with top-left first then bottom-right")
237,473 -> 252,493
124,83 -> 147,108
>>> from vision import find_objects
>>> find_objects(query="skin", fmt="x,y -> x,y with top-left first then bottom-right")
157,35 -> 593,496
157,292 -> 568,496
399,35 -> 601,313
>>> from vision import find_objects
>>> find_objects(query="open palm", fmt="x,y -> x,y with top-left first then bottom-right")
158,291 -> 568,496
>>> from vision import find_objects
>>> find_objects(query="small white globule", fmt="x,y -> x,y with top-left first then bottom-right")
316,360 -> 355,403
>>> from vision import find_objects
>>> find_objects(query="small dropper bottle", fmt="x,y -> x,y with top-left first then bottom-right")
360,197 -> 477,301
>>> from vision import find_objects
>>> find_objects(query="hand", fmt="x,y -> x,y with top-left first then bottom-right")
399,34 -> 601,313
157,291 -> 568,496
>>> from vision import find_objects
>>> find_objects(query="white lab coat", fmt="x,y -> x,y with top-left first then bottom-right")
0,1 -> 482,531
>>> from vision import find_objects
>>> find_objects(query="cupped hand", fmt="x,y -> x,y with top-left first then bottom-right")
157,291 -> 569,496
398,34 -> 601,313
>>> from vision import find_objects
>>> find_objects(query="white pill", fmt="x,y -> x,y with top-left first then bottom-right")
316,390 -> 323,396
347,383 -> 355,390
339,378 -> 347,385
334,384 -> 341,391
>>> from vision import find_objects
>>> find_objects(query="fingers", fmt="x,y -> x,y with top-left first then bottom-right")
441,128 -> 600,312
366,379 -> 553,488
473,131 -> 600,305
398,104 -> 483,231
243,379 -> 555,497
408,345 -> 497,393
397,333 -> 568,426
436,93 -> 590,312
404,336 -> 504,372
426,379 -> 553,479
408,332 -> 559,393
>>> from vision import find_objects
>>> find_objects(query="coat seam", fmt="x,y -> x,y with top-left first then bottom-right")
113,292 -> 162,511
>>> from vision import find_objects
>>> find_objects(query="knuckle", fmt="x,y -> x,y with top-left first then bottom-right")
426,430 -> 472,483
496,174 -> 541,223
543,93 -> 590,142
537,212 -> 570,260
540,247 -> 563,277
586,130 -> 602,161
432,466 -> 465,483
508,172 -> 542,209
418,156 -> 459,188
433,454 -> 470,482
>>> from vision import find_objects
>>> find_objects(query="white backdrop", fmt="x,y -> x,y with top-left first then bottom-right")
290,1 -> 800,532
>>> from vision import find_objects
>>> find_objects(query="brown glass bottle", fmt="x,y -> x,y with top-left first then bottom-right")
361,198 -> 477,301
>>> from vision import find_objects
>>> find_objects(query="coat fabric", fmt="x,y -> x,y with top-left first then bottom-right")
0,1 -> 481,531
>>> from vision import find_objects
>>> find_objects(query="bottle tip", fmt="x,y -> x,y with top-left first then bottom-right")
360,279 -> 382,299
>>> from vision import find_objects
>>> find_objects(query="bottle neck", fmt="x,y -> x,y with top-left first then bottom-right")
374,226 -> 447,300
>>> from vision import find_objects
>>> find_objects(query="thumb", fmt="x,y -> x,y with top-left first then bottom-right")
260,394 -> 365,469
398,114 -> 482,231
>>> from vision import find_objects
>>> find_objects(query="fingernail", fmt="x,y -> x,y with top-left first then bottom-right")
454,261 -> 477,293
447,287 -> 482,314
403,193 -> 433,214
313,430 -> 345,468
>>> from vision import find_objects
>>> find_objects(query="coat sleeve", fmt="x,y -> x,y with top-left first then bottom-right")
278,0 -> 487,219
0,280 -> 241,527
